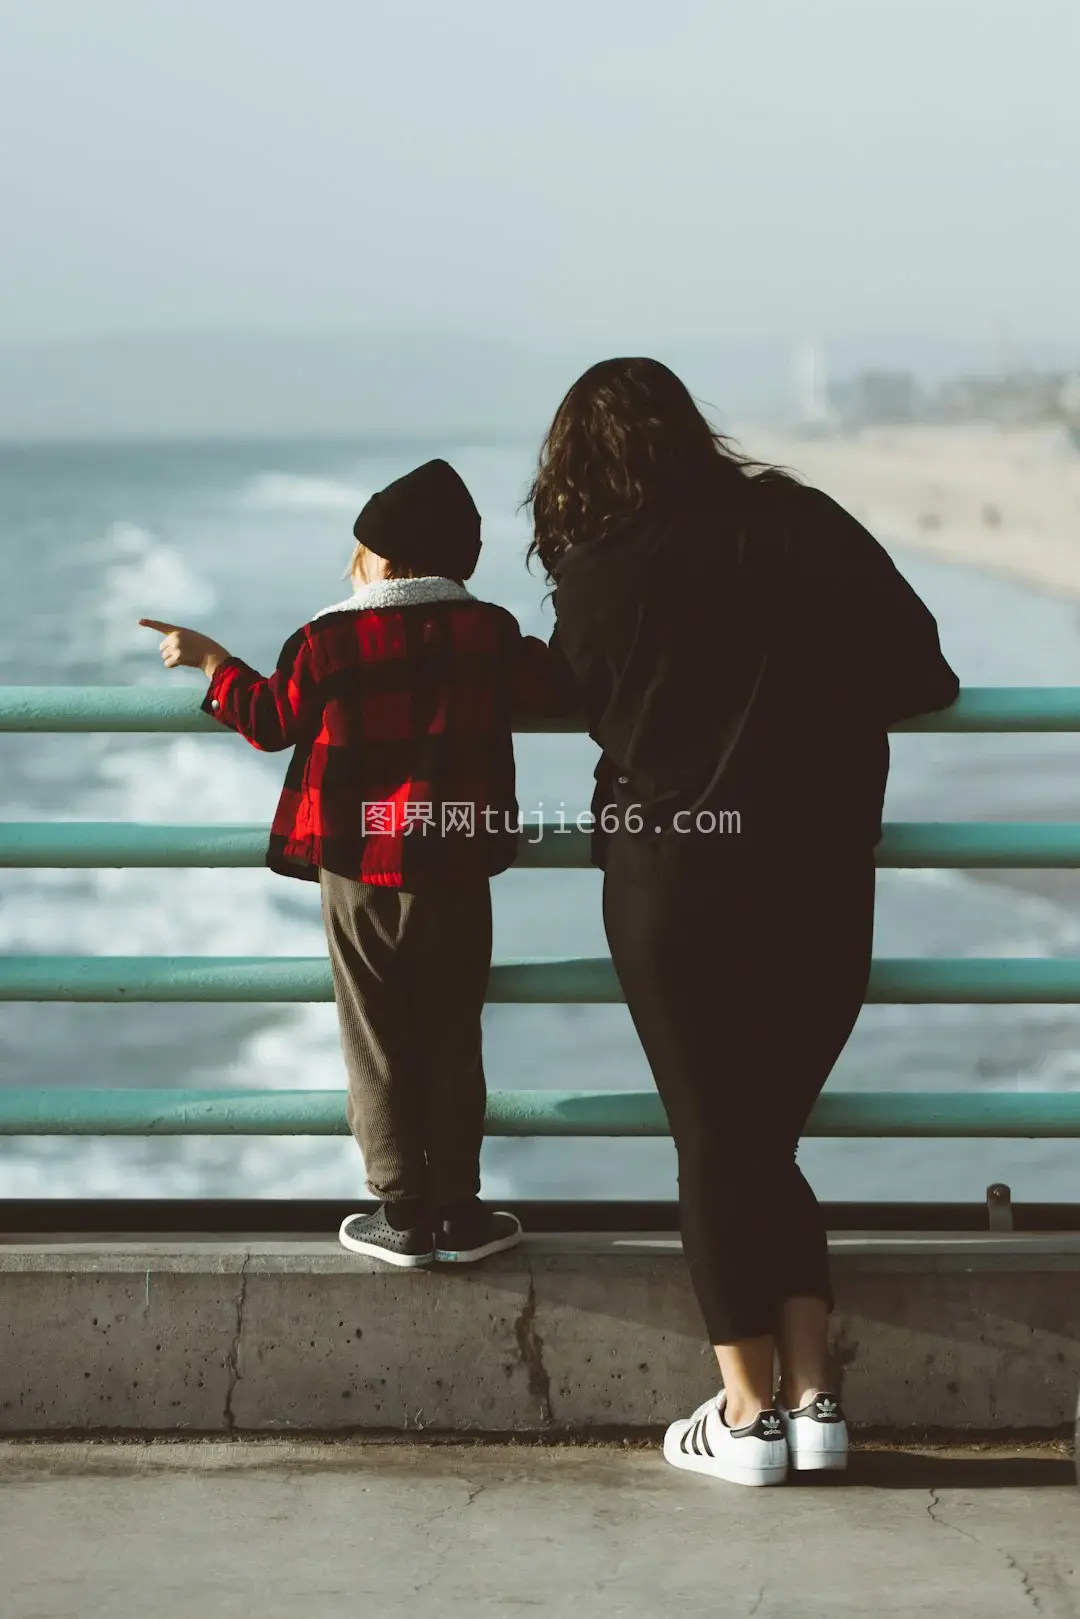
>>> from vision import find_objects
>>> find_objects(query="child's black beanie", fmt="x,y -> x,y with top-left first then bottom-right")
352,459 -> 482,581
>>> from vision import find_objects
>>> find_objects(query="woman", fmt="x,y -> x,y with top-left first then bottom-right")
529,358 -> 959,1488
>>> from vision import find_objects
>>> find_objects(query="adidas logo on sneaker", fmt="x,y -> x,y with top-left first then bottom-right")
780,1392 -> 849,1473
731,1408 -> 788,1442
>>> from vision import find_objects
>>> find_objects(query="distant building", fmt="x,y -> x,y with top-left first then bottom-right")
931,370 -> 1065,425
793,340 -> 836,433
1059,374 -> 1080,450
827,364 -> 1080,445
832,370 -> 920,428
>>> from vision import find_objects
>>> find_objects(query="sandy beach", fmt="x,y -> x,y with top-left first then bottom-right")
746,422 -> 1080,601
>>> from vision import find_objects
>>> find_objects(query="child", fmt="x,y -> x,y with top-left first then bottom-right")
141,458 -> 570,1267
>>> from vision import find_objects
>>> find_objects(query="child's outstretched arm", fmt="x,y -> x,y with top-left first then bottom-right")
139,619 -> 230,678
139,619 -> 319,753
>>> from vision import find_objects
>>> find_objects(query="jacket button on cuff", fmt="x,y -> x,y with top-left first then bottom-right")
617,775 -> 629,785
211,699 -> 220,711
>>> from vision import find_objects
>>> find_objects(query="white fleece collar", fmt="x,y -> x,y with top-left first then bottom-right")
313,576 -> 474,618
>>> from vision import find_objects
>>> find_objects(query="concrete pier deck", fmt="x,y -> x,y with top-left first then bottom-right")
1,1439 -> 1076,1618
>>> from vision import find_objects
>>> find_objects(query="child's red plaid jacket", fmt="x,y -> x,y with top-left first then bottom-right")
202,577 -> 573,886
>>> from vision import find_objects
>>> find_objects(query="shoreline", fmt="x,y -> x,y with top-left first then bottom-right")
745,422 -> 1080,605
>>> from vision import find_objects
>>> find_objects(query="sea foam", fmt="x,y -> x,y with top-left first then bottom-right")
240,473 -> 371,513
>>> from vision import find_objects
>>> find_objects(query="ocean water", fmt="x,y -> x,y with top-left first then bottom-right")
1,435 -> 1080,1204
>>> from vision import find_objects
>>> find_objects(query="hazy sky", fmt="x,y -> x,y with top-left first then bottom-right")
2,0 -> 1078,358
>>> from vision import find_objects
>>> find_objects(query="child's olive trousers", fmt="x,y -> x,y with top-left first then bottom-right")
319,869 -> 492,1211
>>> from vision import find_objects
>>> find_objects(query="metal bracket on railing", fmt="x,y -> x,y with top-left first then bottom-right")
986,1182 -> 1014,1231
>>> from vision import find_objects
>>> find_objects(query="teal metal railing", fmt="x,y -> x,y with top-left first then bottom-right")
3,685 -> 1080,1141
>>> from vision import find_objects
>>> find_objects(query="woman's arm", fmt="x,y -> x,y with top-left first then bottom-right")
507,620 -> 580,720
799,492 -> 961,722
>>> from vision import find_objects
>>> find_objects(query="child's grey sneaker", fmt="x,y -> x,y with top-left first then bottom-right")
338,1206 -> 434,1268
663,1392 -> 790,1487
434,1201 -> 522,1263
779,1393 -> 849,1472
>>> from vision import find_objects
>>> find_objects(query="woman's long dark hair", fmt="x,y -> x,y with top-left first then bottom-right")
526,356 -> 792,578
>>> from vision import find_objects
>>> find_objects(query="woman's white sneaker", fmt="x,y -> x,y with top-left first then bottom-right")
779,1393 -> 849,1471
663,1393 -> 789,1487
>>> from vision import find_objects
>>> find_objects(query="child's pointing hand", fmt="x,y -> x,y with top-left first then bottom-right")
138,619 -> 230,679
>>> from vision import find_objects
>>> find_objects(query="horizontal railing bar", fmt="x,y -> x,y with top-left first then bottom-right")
0,690 -> 569,733
0,687 -> 222,733
0,823 -> 269,868
3,686 -> 1080,732
4,820 -> 1080,870
0,822 -> 268,867
877,822 -> 1080,868
893,687 -> 1080,732
0,956 -> 607,1002
0,821 -> 588,868
4,956 -> 1080,1002
1,1088 -> 1078,1137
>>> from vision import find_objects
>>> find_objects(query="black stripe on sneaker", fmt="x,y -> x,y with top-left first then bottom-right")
700,1415 -> 714,1458
680,1425 -> 693,1455
690,1418 -> 703,1456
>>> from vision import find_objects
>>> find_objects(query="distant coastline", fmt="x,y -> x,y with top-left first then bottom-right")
747,421 -> 1080,605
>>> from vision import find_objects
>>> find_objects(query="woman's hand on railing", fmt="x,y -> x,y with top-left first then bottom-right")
138,620 -> 230,680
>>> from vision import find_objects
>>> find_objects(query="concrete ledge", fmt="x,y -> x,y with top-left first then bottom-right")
2,1234 -> 1078,1434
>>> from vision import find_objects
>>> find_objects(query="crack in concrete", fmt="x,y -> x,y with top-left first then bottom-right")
926,1489 -> 1047,1615
433,1484 -> 485,1523
514,1269 -> 553,1427
418,1482 -> 488,1537
222,1254 -> 251,1435
410,1566 -> 442,1600
925,1487 -> 966,1537
1002,1554 -> 1046,1616
748,1586 -> 765,1615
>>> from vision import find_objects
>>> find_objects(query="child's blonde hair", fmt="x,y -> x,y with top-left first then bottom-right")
346,541 -> 463,585
346,541 -> 418,582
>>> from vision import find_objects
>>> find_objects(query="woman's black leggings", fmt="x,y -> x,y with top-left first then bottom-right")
602,836 -> 876,1344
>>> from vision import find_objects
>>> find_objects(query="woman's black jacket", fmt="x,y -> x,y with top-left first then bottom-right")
549,475 -> 961,865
